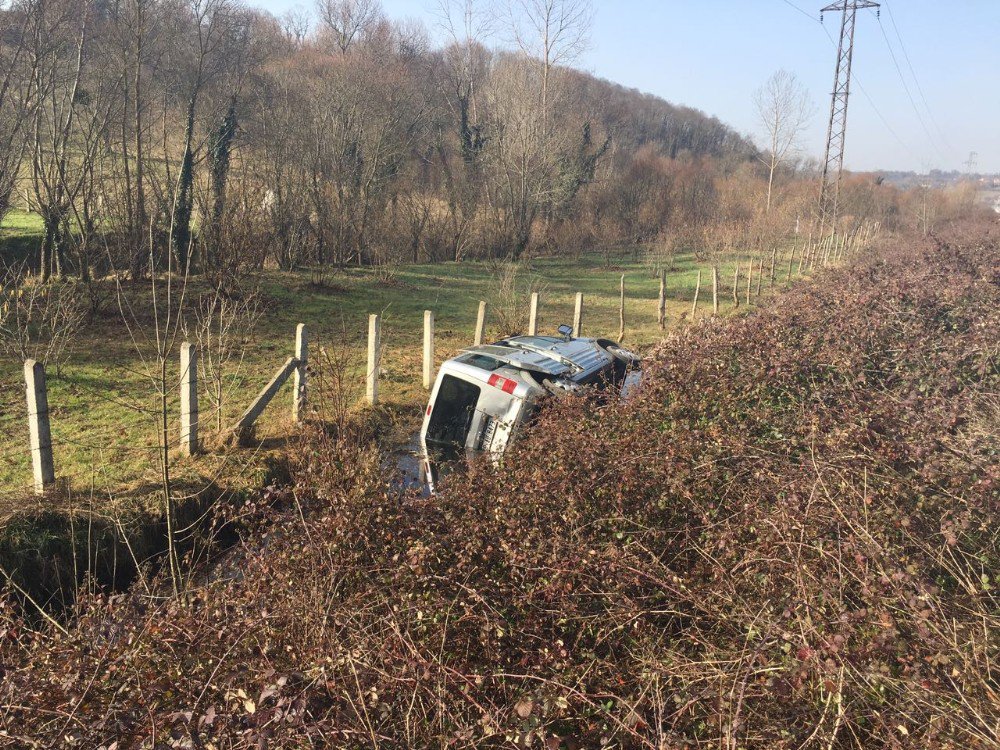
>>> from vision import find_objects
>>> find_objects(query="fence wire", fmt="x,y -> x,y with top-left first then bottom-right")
1,234 -> 878,503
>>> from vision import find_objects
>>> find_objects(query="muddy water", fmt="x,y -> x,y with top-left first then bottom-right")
621,369 -> 642,398
388,433 -> 432,495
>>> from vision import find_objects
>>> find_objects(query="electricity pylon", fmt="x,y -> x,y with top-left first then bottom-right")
963,151 -> 978,173
818,0 -> 879,235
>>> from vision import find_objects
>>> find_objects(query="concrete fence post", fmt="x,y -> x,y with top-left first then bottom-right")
711,265 -> 719,315
657,270 -> 666,330
691,270 -> 702,318
572,292 -> 584,337
617,274 -> 626,343
293,323 -> 307,423
474,301 -> 488,345
423,310 -> 434,389
24,359 -> 55,494
367,314 -> 381,405
745,259 -> 753,306
528,292 -> 539,336
732,264 -> 740,307
180,342 -> 199,456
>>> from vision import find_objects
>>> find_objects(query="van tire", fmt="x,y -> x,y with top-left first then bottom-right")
596,339 -> 641,365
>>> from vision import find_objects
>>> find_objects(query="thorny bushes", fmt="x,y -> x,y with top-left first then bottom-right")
1,218 -> 997,748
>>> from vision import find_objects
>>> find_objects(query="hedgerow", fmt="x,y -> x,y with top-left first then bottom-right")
1,218 -> 997,748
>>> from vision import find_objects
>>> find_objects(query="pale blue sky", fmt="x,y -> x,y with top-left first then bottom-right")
253,0 -> 1000,173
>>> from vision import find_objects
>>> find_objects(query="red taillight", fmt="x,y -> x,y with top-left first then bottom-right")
488,373 -> 518,394
426,404 -> 432,416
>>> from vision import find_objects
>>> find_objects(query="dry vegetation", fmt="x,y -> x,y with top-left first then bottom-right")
2,217 -> 996,748
1,0 -> 996,744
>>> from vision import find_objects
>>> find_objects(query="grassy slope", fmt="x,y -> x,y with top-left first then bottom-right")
1,212 -> 779,508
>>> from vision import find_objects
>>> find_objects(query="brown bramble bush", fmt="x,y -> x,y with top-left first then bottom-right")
1,218 -> 997,749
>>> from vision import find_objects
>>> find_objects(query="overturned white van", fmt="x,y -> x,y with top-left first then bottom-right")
419,326 -> 639,488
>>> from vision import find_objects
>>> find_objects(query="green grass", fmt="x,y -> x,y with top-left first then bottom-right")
0,211 -> 792,511
0,209 -> 44,268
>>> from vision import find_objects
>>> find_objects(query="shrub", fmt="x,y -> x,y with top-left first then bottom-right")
2,218 -> 997,748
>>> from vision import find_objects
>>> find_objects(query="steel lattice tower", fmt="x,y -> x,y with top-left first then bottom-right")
818,0 -> 879,234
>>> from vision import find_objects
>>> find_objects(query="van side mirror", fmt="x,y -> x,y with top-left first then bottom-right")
557,324 -> 573,338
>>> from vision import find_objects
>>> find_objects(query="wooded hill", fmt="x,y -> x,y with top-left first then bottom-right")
0,0 -> 758,281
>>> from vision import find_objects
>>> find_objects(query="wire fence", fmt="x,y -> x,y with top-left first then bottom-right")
2,223 -> 879,505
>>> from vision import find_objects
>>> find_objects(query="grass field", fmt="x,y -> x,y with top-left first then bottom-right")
0,209 -> 43,269
1,212 -> 789,509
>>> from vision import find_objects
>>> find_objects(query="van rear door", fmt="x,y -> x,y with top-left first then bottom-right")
424,374 -> 482,464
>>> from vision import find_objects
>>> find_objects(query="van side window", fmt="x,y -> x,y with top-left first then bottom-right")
456,353 -> 504,371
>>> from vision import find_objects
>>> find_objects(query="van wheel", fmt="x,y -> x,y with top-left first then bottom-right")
596,339 -> 641,366
541,378 -> 574,397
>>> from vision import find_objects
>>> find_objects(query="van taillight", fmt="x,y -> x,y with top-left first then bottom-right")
488,374 -> 518,394
426,404 -> 432,415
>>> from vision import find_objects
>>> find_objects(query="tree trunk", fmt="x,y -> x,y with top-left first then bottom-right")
171,97 -> 197,273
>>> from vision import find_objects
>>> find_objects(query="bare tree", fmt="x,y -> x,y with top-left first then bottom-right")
25,0 -> 118,282
481,56 -> 553,260
507,0 -> 592,122
0,262 -> 85,371
184,283 -> 262,432
101,0 -> 173,279
435,0 -> 492,260
753,69 -> 813,214
0,0 -> 34,227
316,0 -> 381,55
169,0 -> 249,272
280,5 -> 311,46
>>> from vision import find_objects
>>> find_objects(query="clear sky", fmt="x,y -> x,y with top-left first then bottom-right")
251,0 -> 1000,173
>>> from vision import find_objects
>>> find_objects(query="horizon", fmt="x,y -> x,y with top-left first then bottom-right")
248,0 -> 1000,174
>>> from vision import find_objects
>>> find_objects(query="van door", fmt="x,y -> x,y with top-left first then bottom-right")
468,377 -> 526,456
424,375 -> 482,464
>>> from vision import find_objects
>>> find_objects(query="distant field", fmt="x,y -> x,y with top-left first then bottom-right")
0,211 -> 789,507
0,209 -> 44,269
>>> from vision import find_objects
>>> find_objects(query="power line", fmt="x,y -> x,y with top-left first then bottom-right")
778,0 -> 819,23
872,11 -> 948,163
815,20 -> 914,161
880,0 -> 954,155
774,0 -> 918,162
850,75 -> 912,160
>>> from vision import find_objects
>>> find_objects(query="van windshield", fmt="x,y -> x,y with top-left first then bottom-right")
426,375 -> 481,463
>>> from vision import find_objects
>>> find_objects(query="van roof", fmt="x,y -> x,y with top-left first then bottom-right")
457,336 -> 613,380
457,344 -> 571,376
